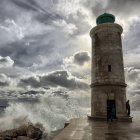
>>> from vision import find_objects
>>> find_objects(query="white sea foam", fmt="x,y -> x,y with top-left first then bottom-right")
0,87 -> 139,135
0,89 -> 90,134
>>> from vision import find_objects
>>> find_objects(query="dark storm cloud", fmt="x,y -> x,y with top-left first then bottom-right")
0,56 -> 14,67
15,98 -> 39,103
124,68 -> 140,110
0,28 -> 65,70
52,91 -> 69,99
74,52 -> 90,66
11,0 -> 39,12
123,22 -> 140,68
20,90 -> 44,95
123,22 -> 140,52
0,88 -> 44,100
11,0 -> 46,12
0,58 -> 7,63
0,99 -> 8,107
0,81 -> 9,87
82,0 -> 105,17
19,70 -> 89,90
0,0 -> 16,20
82,0 -> 140,17
125,68 -> 140,82
0,41 -> 34,67
36,12 -> 62,25
64,11 -> 91,36
107,0 -> 140,16
10,0 -> 90,35
20,76 -> 40,88
11,0 -> 62,25
0,0 -> 91,70
0,74 -> 10,87
0,33 -> 56,67
0,0 -> 35,21
0,5 -> 82,69
0,20 -> 80,69
125,68 -> 140,94
0,0 -> 63,27
40,70 -> 88,89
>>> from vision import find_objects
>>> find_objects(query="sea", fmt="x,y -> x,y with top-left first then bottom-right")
0,91 -> 90,139
0,95 -> 139,140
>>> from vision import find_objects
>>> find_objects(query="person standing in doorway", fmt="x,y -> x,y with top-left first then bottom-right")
126,100 -> 130,116
107,106 -> 113,122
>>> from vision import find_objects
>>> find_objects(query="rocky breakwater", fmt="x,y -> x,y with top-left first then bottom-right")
0,124 -> 43,140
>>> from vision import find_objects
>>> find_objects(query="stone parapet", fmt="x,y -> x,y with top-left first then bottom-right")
90,23 -> 123,37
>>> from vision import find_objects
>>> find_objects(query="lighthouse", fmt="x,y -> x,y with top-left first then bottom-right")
89,13 -> 132,121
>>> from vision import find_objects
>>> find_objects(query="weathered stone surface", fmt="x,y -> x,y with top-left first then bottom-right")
26,125 -> 42,139
0,129 -> 17,138
16,126 -> 26,136
0,124 -> 43,140
3,137 -> 12,140
53,117 -> 140,140
90,22 -> 131,120
17,136 -> 30,140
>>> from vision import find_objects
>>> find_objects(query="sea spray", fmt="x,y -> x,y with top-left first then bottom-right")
0,89 -> 90,134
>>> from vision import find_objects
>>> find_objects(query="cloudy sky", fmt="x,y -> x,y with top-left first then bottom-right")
0,0 -> 140,110
0,0 -> 140,132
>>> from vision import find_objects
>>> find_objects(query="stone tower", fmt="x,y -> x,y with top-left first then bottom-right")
89,13 -> 132,121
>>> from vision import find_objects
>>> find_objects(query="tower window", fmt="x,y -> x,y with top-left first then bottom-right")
108,65 -> 111,72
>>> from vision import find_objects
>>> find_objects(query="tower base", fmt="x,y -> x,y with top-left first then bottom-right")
88,115 -> 133,122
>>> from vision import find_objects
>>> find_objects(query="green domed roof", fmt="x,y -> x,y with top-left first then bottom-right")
96,13 -> 115,25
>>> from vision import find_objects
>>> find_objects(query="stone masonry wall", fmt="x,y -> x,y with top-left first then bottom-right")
90,23 -> 125,85
90,23 -> 127,118
91,85 -> 127,117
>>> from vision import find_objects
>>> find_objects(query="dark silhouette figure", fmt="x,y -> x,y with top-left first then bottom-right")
126,100 -> 130,116
112,106 -> 116,120
107,106 -> 113,122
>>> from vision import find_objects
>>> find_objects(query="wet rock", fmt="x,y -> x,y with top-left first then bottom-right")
0,129 -> 17,138
26,125 -> 42,139
16,126 -> 26,136
3,137 -> 12,140
0,124 -> 43,140
17,136 -> 30,140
